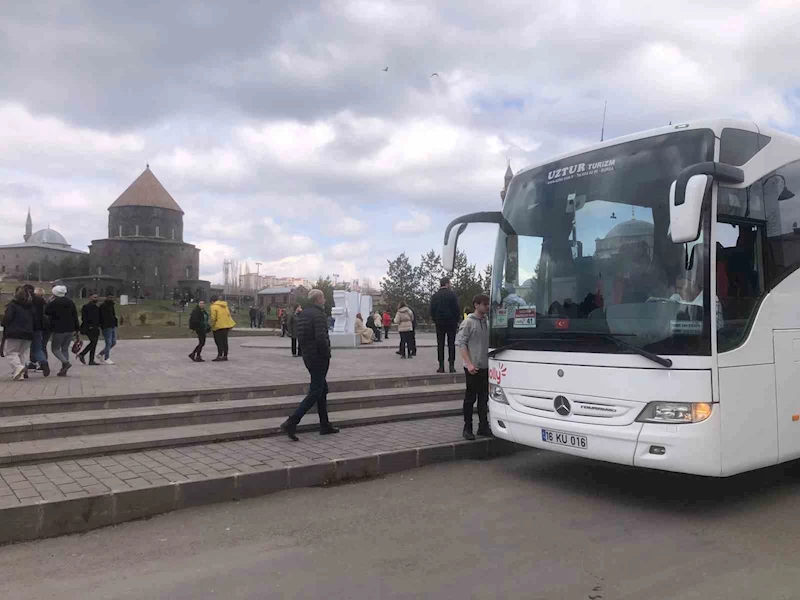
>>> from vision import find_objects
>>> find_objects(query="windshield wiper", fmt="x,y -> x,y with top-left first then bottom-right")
512,331 -> 673,368
599,333 -> 672,368
536,331 -> 672,368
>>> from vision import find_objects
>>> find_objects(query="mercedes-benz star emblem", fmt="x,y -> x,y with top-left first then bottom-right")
554,395 -> 571,416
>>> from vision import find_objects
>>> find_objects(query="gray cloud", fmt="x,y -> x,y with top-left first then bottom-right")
2,0 -> 800,283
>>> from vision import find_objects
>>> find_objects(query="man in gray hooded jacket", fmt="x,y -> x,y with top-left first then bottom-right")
456,294 -> 491,440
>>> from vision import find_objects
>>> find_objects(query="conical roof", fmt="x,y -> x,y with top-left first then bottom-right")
109,166 -> 184,214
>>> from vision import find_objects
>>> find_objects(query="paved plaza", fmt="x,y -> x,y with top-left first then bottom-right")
0,416 -> 466,507
0,333 -> 445,401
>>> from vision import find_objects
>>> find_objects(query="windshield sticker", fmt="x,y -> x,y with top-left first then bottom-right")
493,308 -> 508,328
670,320 -> 702,335
547,159 -> 616,185
513,307 -> 537,328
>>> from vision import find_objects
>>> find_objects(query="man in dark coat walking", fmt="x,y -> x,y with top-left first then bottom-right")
280,290 -> 339,441
45,285 -> 80,376
78,294 -> 102,365
430,276 -> 461,373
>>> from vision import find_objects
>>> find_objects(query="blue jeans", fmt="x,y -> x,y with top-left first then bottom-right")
102,327 -> 117,360
30,331 -> 48,365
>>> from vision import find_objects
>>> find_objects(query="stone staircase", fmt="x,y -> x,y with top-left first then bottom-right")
0,374 -> 464,466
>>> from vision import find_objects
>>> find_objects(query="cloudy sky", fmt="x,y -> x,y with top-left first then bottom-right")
2,0 -> 799,285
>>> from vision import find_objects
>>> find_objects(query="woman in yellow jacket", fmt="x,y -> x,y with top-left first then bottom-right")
209,296 -> 236,361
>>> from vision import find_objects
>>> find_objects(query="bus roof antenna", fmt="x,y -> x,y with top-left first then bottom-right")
600,101 -> 607,142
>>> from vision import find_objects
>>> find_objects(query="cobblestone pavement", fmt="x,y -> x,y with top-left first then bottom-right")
0,416 -> 465,506
0,334 -> 445,401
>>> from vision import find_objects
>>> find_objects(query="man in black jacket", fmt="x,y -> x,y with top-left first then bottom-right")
280,290 -> 339,441
46,285 -> 80,376
98,294 -> 118,365
430,276 -> 461,373
78,294 -> 102,365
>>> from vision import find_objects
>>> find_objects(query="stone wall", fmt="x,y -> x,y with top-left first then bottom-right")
108,206 -> 184,241
89,238 -> 200,300
0,246 -> 86,278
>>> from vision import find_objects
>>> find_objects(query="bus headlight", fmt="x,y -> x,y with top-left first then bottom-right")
490,384 -> 509,405
636,402 -> 713,424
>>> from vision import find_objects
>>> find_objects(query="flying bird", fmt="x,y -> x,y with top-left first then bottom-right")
430,73 -> 439,78
382,67 -> 389,72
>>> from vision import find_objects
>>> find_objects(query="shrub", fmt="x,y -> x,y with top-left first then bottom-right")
139,313 -> 147,325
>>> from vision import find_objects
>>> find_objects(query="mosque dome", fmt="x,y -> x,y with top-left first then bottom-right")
604,219 -> 653,239
28,228 -> 69,247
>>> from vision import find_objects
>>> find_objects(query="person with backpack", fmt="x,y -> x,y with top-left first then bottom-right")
2,286 -> 35,380
188,300 -> 211,362
45,285 -> 80,377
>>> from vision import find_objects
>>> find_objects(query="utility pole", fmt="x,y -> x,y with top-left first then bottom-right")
255,262 -> 262,291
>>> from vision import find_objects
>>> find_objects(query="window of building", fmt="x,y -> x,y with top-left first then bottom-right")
135,225 -> 139,236
119,225 -> 123,237
97,266 -> 102,275
154,266 -> 158,276
1,266 -> 4,273
171,229 -> 175,240
185,266 -> 191,278
15,265 -> 19,271
155,226 -> 160,237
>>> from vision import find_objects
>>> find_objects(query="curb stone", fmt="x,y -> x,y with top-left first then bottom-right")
0,438 -> 521,545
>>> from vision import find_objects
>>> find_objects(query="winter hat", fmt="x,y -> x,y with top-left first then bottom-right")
52,285 -> 67,298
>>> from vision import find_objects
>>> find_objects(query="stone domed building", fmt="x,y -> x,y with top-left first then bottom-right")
0,210 -> 87,279
83,166 -> 210,300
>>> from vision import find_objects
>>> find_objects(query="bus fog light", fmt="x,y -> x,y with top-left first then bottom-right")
636,402 -> 713,424
490,384 -> 509,405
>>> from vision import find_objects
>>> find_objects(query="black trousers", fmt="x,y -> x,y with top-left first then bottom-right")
383,326 -> 389,338
291,337 -> 302,357
436,323 -> 457,365
193,331 -> 206,356
399,331 -> 413,356
288,357 -> 330,426
464,368 -> 489,429
79,327 -> 100,363
213,328 -> 230,357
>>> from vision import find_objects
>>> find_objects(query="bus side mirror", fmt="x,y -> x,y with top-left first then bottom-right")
669,162 -> 745,244
443,223 -> 467,272
670,174 -> 710,244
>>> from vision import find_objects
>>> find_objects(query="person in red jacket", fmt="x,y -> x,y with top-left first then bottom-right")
382,310 -> 392,339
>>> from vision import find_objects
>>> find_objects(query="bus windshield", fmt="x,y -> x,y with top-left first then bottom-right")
492,129 -> 716,356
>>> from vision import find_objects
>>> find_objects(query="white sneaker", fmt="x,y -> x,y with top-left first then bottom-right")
95,356 -> 106,364
12,366 -> 25,381
103,359 -> 115,365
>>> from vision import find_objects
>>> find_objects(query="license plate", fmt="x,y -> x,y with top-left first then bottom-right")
541,429 -> 588,450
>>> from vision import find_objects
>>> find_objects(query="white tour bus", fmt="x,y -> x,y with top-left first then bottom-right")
444,119 -> 800,476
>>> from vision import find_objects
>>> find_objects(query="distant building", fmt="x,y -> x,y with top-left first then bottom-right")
78,166 -> 211,300
257,285 -> 308,309
0,209 -> 87,279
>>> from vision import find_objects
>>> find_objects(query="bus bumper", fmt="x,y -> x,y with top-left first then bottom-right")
490,399 -> 722,476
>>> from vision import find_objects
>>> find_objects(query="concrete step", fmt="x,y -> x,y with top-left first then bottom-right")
0,384 -> 464,443
0,373 -> 463,417
0,400 -> 463,466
